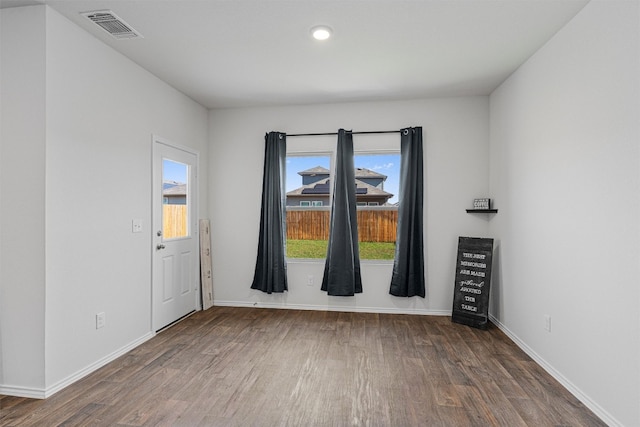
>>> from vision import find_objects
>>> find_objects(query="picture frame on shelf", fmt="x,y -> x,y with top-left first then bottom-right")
473,198 -> 491,210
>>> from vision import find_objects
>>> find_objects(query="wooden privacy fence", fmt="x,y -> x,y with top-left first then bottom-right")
286,209 -> 398,242
357,209 -> 398,242
163,205 -> 187,239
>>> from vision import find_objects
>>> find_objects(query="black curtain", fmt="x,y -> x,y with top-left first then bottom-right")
321,129 -> 362,296
251,132 -> 288,294
389,127 -> 425,298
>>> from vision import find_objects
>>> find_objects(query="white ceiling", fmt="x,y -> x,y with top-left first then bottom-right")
1,0 -> 589,109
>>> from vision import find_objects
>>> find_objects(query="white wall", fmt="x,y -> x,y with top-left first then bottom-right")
0,5 -> 209,396
4,4 -> 635,425
0,5 -> 47,393
489,1 -> 639,426
209,97 -> 490,314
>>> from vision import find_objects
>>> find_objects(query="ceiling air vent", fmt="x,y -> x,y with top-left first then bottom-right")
81,10 -> 143,40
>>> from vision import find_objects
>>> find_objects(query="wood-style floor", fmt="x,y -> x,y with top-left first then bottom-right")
1,307 -> 605,426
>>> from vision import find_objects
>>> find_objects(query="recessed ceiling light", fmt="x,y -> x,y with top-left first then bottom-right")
311,25 -> 332,41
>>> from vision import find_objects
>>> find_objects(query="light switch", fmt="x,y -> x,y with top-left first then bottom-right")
132,219 -> 143,233
96,312 -> 106,329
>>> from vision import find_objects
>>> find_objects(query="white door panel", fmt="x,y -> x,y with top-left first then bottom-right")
152,137 -> 199,331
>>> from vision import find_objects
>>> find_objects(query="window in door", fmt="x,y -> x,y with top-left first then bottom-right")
162,159 -> 189,239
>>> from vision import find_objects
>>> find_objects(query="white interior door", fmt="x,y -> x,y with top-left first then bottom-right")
152,137 -> 199,331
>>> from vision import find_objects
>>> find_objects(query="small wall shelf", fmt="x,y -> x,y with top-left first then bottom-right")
466,209 -> 498,213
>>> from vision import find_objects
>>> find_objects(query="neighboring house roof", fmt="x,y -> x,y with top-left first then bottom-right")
297,166 -> 387,181
286,177 -> 393,199
355,167 -> 387,181
163,182 -> 186,196
287,177 -> 330,197
298,166 -> 330,176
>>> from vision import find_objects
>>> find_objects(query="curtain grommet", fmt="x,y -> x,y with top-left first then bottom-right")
403,129 -> 409,136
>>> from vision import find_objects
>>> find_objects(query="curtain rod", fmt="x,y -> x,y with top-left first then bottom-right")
286,130 -> 401,137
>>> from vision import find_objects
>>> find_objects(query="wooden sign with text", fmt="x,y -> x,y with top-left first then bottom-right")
452,237 -> 494,330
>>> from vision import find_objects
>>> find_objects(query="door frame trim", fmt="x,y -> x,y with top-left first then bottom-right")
151,134 -> 200,332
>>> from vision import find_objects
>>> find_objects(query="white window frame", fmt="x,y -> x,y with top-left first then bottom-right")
285,148 -> 334,262
285,140 -> 401,263
353,148 -> 401,263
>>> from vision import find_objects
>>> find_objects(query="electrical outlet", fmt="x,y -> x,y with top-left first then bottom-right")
544,314 -> 551,332
132,219 -> 143,233
307,275 -> 314,286
96,312 -> 106,329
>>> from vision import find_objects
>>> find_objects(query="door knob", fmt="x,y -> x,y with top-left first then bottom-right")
156,244 -> 166,250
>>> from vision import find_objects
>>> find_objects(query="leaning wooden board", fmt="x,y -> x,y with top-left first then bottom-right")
199,219 -> 214,310
451,236 -> 494,329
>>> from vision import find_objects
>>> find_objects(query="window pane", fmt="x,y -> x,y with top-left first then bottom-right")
354,153 -> 400,260
285,151 -> 401,260
286,155 -> 331,259
162,159 -> 188,239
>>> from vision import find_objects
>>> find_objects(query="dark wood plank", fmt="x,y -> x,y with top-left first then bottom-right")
0,307 -> 606,426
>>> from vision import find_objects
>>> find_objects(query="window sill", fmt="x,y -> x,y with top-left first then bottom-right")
286,258 -> 324,264
286,258 -> 393,266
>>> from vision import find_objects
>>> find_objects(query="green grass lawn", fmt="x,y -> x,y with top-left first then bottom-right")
287,239 -> 395,260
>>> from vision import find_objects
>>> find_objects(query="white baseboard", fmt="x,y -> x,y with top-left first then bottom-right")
488,314 -> 620,427
43,332 -> 155,398
0,332 -> 155,400
213,299 -> 451,316
0,384 -> 47,399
